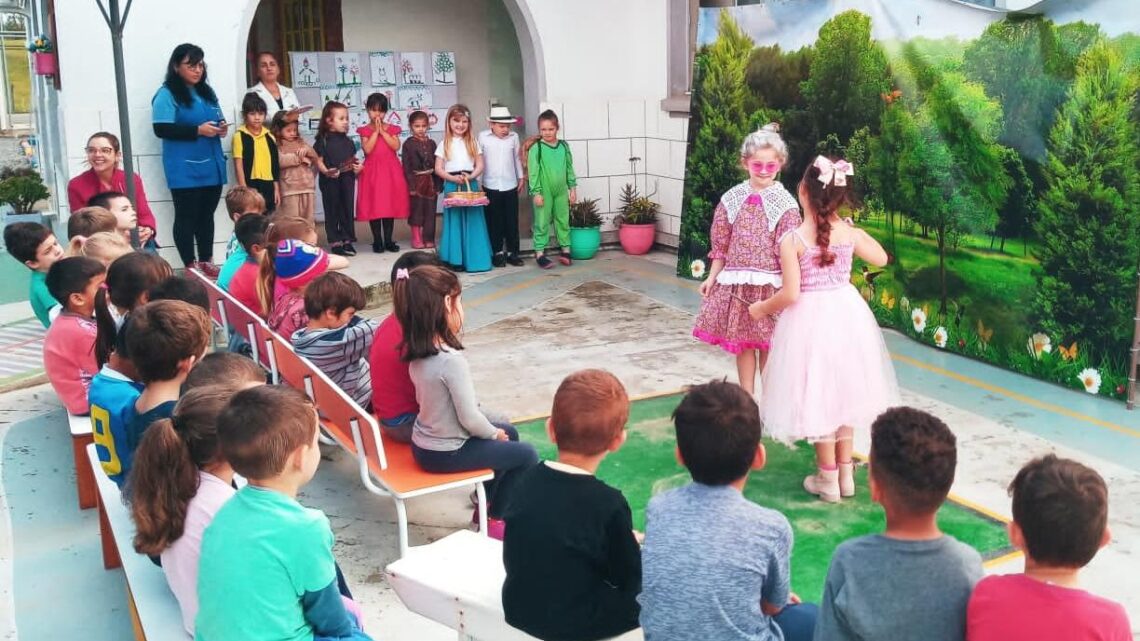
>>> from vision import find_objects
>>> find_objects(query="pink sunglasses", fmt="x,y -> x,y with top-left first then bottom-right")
748,160 -> 782,175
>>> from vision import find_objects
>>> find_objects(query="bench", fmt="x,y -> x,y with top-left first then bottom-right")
69,412 -> 96,509
386,530 -> 645,641
87,443 -> 190,641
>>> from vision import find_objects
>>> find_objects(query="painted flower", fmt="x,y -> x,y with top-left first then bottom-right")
690,259 -> 706,280
900,296 -> 911,313
1027,332 -> 1052,360
933,326 -> 948,348
911,308 -> 927,334
1077,368 -> 1101,395
879,291 -> 896,310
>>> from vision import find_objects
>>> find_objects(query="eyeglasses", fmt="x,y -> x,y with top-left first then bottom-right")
181,60 -> 206,70
85,146 -> 115,155
748,161 -> 782,175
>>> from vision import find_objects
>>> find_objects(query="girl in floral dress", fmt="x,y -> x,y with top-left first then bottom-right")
692,124 -> 801,395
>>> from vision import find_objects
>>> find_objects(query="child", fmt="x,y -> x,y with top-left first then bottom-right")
357,92 -> 409,253
89,317 -> 143,484
233,92 -> 280,214
196,385 -> 371,641
93,252 -> 174,367
478,106 -> 526,268
502,369 -> 641,641
967,455 -> 1131,641
639,381 -> 817,641
225,214 -> 272,312
148,275 -> 211,313
271,111 -> 319,226
66,206 -> 118,254
315,101 -> 363,256
115,300 -> 212,487
395,264 -> 537,513
692,124 -> 803,395
749,156 -> 899,502
401,111 -> 441,249
87,191 -> 145,248
292,272 -> 377,408
267,239 -> 348,341
250,214 -> 327,318
129,382 -> 264,636
4,222 -> 65,327
527,109 -> 577,269
434,103 -> 492,273
183,351 -> 266,392
815,407 -> 982,641
218,186 -> 266,289
369,251 -> 443,443
74,231 -> 132,266
42,257 -> 106,415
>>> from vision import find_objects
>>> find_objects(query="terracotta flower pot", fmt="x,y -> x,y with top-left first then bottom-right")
618,222 -> 656,255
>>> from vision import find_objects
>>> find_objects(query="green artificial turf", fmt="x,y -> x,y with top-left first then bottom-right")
516,393 -> 1014,601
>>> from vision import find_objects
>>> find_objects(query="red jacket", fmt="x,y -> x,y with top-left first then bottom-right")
67,168 -> 158,234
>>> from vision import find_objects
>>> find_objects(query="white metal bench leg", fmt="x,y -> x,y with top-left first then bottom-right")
396,498 -> 410,558
475,482 -> 488,537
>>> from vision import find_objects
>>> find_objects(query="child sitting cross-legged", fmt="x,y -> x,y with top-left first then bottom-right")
196,385 -> 371,641
43,257 -> 106,415
814,407 -> 983,641
292,272 -> 378,408
640,380 -> 817,641
502,369 -> 641,641
967,454 -> 1131,641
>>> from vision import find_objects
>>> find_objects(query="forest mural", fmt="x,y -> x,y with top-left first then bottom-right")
679,0 -> 1140,401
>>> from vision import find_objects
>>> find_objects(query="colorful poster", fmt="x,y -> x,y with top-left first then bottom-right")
398,86 -> 433,110
320,84 -> 361,109
399,52 -> 427,85
431,51 -> 457,85
333,53 -> 362,87
369,51 -> 397,87
291,52 -> 321,88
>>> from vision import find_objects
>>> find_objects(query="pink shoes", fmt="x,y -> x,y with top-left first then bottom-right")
805,462 -> 857,503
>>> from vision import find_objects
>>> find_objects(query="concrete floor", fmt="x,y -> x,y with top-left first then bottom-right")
1,250 -> 1138,640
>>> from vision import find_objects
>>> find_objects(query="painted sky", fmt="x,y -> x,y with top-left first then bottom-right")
696,0 -> 1137,49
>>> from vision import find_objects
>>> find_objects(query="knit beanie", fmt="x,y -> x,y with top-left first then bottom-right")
274,239 -> 330,289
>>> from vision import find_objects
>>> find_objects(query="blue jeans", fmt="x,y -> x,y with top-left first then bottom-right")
412,423 -> 538,517
773,603 -> 818,641
378,413 -> 415,444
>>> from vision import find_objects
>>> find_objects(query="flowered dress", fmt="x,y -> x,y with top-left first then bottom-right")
692,182 -> 801,354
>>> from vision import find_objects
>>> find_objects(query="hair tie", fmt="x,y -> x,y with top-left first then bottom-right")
814,156 -> 854,187
99,282 -> 109,291
395,268 -> 410,280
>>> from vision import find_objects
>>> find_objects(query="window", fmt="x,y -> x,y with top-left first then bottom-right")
664,0 -> 740,115
246,0 -> 342,84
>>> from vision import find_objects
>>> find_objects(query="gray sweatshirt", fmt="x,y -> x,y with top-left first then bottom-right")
408,347 -> 498,451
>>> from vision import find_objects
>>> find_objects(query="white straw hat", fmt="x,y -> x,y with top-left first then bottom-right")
487,106 -> 517,123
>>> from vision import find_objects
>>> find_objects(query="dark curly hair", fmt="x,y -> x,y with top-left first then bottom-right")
1009,455 -> 1108,568
799,156 -> 854,267
870,407 -> 956,515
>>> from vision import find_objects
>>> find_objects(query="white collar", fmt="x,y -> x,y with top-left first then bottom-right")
544,460 -> 592,475
719,181 -> 799,230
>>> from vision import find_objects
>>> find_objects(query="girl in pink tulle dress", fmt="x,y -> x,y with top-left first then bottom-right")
692,124 -> 801,395
749,155 -> 900,503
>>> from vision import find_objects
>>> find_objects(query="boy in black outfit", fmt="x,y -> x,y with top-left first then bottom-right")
501,369 -> 641,641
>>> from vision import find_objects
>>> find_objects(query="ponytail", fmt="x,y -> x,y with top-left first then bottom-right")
256,216 -> 316,317
129,385 -> 233,556
94,288 -> 117,367
800,155 -> 854,267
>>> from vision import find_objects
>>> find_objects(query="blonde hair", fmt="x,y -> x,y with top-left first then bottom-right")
73,231 -> 133,265
740,123 -> 788,161
442,103 -> 479,163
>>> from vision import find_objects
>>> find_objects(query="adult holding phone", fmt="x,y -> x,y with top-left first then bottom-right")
152,43 -> 228,276
248,51 -> 301,122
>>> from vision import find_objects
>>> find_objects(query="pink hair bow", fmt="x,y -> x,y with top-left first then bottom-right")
814,156 -> 854,187
395,268 -> 410,280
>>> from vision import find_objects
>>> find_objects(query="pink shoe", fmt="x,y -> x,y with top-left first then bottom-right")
804,468 -> 841,503
195,261 -> 220,279
839,461 -> 856,498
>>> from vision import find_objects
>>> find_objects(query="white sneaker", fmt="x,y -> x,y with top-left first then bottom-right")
803,469 -> 841,503
839,461 -> 855,498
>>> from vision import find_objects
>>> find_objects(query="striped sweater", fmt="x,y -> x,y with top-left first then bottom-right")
291,316 -> 378,408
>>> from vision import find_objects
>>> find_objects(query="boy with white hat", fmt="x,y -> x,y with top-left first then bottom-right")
477,105 -> 526,267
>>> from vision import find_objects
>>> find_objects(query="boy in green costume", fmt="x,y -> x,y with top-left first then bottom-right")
527,109 -> 577,269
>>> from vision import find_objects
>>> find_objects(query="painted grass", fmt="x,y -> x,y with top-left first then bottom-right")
516,393 -> 1012,601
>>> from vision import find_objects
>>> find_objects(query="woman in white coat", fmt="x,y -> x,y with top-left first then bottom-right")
248,51 -> 300,121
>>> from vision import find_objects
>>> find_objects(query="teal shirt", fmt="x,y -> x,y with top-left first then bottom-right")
218,248 -> 248,290
527,140 -> 577,197
196,486 -> 356,641
29,270 -> 59,328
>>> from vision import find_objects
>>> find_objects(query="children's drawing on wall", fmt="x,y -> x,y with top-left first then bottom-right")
349,108 -> 370,132
428,108 -> 446,133
334,52 -> 362,87
399,52 -> 427,85
291,53 -> 321,88
369,51 -> 397,87
398,86 -> 433,110
320,84 -> 361,109
432,51 -> 456,85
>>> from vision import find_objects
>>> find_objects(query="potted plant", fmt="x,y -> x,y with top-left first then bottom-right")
568,197 -> 603,260
0,171 -> 51,216
27,35 -> 56,77
614,183 -> 659,255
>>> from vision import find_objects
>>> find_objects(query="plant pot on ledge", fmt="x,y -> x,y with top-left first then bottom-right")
32,52 -> 57,76
568,197 -> 603,260
615,183 -> 660,256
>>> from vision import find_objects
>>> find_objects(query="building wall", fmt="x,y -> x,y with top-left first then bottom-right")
48,0 -> 685,260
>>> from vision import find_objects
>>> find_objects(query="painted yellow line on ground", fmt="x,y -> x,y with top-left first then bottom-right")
947,492 -> 1010,524
891,353 -> 1140,439
983,550 -> 1024,569
466,273 -> 553,308
511,388 -> 686,424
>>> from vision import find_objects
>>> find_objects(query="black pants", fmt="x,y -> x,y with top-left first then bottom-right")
319,174 -> 357,245
170,184 -> 223,266
369,219 -> 394,246
411,423 -> 537,518
248,178 -> 276,215
484,187 -> 520,256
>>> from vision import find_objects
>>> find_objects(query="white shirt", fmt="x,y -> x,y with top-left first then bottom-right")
435,136 -> 481,173
247,81 -> 301,121
476,129 -> 524,191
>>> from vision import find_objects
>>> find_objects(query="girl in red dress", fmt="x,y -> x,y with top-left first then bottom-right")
357,93 -> 410,253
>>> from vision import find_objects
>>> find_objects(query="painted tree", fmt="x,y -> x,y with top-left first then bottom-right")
801,11 -> 891,144
434,53 -> 455,84
1034,40 -> 1140,359
864,104 -> 924,255
677,11 -> 751,277
744,45 -> 812,111
991,147 -> 1034,254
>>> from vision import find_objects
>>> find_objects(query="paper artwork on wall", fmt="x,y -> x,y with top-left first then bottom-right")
320,84 -> 361,109
333,53 -> 363,87
429,108 -> 447,133
369,51 -> 397,87
398,86 -> 433,110
291,53 -> 321,88
349,108 -> 370,132
399,52 -> 427,85
431,52 -> 456,85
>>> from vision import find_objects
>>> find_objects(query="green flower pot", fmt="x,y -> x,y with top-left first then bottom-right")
569,226 -> 602,260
